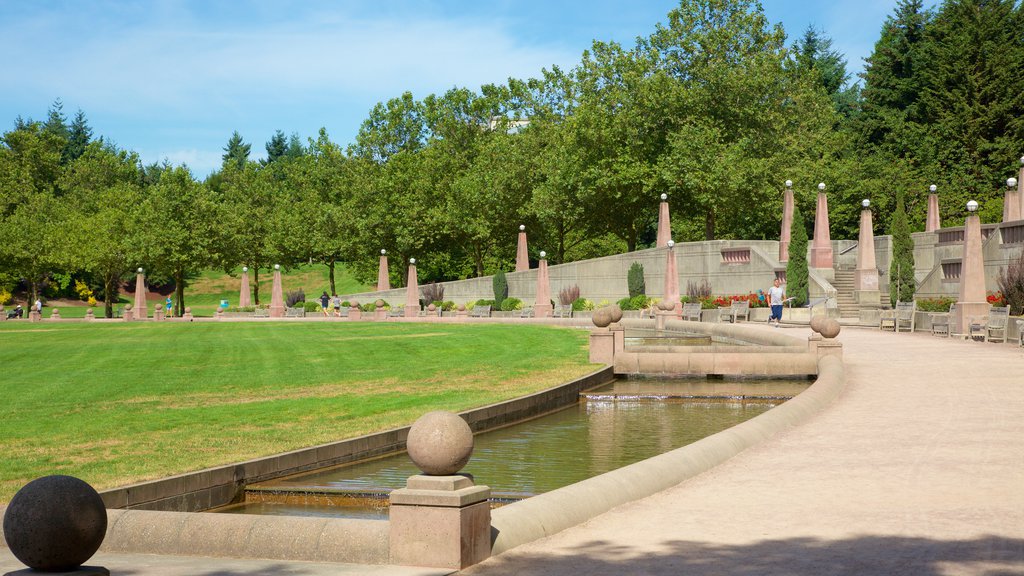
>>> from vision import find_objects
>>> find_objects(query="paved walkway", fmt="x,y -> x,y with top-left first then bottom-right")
463,326 -> 1024,575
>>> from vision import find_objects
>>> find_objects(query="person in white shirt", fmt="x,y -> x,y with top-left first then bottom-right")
767,278 -> 786,326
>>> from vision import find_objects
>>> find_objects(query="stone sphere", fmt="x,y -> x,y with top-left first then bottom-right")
457,304 -> 466,312
809,315 -> 826,334
608,304 -> 623,323
350,301 -> 360,308
406,411 -> 474,475
3,475 -> 107,571
820,318 -> 841,339
124,304 -> 132,311
375,299 -> 385,308
592,307 -> 613,328
184,306 -> 191,314
51,308 -> 59,314
155,303 -> 162,311
427,303 -> 437,312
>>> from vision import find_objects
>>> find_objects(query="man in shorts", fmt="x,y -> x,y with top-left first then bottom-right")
767,278 -> 786,326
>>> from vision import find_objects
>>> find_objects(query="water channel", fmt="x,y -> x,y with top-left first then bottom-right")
214,375 -> 811,520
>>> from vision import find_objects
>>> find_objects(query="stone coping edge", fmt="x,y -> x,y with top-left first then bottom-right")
489,353 -> 844,555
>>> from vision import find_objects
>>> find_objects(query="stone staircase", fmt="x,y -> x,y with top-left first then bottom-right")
832,268 -> 859,319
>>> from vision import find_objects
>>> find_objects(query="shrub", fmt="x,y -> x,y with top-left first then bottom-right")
987,291 -> 1006,307
686,279 -> 712,301
916,297 -> 956,313
889,193 -> 916,306
341,301 -> 351,307
997,249 -> 1024,315
627,262 -> 646,298
224,305 -> 257,313
303,301 -> 321,312
360,302 -> 377,312
786,203 -> 810,307
500,297 -> 523,311
438,300 -> 455,311
74,279 -> 94,302
558,285 -> 580,306
0,287 -> 11,305
473,299 -> 495,310
421,282 -> 445,304
617,294 -> 650,310
571,297 -> 593,311
285,289 -> 305,308
87,296 -> 98,307
492,271 -> 508,310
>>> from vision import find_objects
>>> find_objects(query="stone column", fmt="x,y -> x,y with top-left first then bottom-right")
153,303 -> 165,321
121,304 -> 132,322
374,300 -> 387,321
134,268 -> 147,320
348,303 -> 362,321
1003,177 -> 1019,223
956,201 -> 991,335
377,250 -> 390,291
925,184 -> 940,232
534,252 -> 553,318
515,225 -> 529,272
662,241 -> 681,317
456,304 -> 468,319
239,266 -> 252,308
182,306 -> 193,321
656,194 -> 672,248
390,412 -> 490,570
854,199 -> 880,307
810,183 -> 833,271
84,308 -> 94,321
269,264 -> 285,318
50,308 -> 61,320
404,259 -> 420,318
780,180 -> 794,262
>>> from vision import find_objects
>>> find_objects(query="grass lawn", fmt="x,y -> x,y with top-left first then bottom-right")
0,321 -> 594,503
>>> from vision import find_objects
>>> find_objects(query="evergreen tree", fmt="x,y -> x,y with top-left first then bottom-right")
785,204 -> 809,307
263,130 -> 287,165
791,26 -> 857,116
222,131 -> 251,170
42,98 -> 69,143
492,270 -> 508,309
285,132 -> 306,160
627,261 -> 646,297
888,192 -> 915,306
65,109 -> 93,164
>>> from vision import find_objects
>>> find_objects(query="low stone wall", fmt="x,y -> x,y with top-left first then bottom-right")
489,352 -> 845,555
98,366 -> 614,513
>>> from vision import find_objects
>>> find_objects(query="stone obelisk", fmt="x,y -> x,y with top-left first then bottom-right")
405,259 -> 420,318
810,182 -> 833,277
854,200 -> 880,307
534,251 -> 552,317
134,268 -> 147,320
239,266 -> 252,308
780,180 -> 794,262
656,194 -> 671,248
378,249 -> 390,291
925,184 -> 940,232
956,200 -> 990,335
515,225 -> 529,272
269,264 -> 285,318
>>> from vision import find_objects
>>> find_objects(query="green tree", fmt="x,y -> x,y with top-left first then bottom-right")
888,192 -> 915,306
627,262 -> 646,297
263,130 -> 288,165
790,26 -> 858,117
65,109 -> 93,164
222,131 -> 251,170
492,269 -> 508,309
786,204 -> 809,307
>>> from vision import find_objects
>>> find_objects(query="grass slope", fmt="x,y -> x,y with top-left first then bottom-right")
0,321 -> 593,502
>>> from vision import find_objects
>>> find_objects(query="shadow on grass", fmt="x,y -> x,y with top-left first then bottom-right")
468,534 -> 1024,575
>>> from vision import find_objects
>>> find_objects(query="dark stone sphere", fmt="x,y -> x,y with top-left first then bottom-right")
609,305 -> 623,323
592,307 -> 613,328
3,475 -> 107,571
820,318 -> 841,339
406,411 -> 474,475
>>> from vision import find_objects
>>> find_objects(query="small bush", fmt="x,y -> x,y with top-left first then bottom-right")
303,301 -> 321,312
500,297 -> 523,311
997,250 -> 1024,315
224,305 -> 257,313
436,300 -> 455,311
360,302 -> 377,312
285,289 -> 305,308
686,279 -> 712,300
474,299 -> 496,310
617,294 -> 650,310
0,287 -> 12,305
571,297 -> 593,311
558,285 -> 580,306
74,279 -> 94,302
493,271 -> 508,310
341,301 -> 351,307
627,262 -> 646,298
916,297 -> 956,313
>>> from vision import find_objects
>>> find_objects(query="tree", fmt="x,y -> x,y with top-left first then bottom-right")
65,109 -> 93,164
222,131 -> 251,170
263,130 -> 288,165
217,162 -> 281,304
627,262 -> 646,297
790,26 -> 858,117
786,204 -> 809,307
888,192 -> 915,306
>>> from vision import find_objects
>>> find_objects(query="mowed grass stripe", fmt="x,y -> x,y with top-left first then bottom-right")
0,322 -> 592,501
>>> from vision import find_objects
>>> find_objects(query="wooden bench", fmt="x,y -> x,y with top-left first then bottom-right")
682,302 -> 702,322
552,305 -> 572,319
719,300 -> 749,323
929,304 -> 956,337
253,308 -> 270,318
469,305 -> 491,318
285,307 -> 305,318
1017,319 -> 1024,348
388,307 -> 405,318
894,301 -> 916,333
970,306 -> 1010,343
519,307 -> 534,318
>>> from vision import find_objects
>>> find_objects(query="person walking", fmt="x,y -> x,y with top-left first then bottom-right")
331,293 -> 342,317
767,277 -> 786,327
165,296 -> 173,317
319,291 -> 330,316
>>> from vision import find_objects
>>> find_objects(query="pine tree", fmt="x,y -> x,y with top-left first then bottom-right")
64,109 -> 92,164
492,270 -> 508,310
888,192 -> 916,306
785,204 -> 809,307
222,131 -> 251,170
262,130 -> 287,165
627,262 -> 646,297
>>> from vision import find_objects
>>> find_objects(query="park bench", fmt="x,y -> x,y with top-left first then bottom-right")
552,305 -> 572,319
719,300 -> 749,323
929,303 -> 956,337
682,302 -> 702,322
469,305 -> 491,318
285,307 -> 305,318
970,306 -> 1010,343
519,306 -> 534,318
879,301 -> 915,332
253,308 -> 270,318
1017,319 -> 1024,348
388,307 -> 405,318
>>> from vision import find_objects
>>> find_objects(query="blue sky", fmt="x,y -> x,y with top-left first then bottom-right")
0,1 -> 937,177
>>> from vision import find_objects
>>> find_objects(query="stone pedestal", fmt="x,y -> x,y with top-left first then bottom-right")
50,309 -> 61,320
610,323 -> 625,354
534,303 -> 553,318
389,474 -> 491,570
926,193 -> 940,232
182,307 -> 193,321
214,308 -> 223,321
378,255 -> 390,291
589,328 -> 615,364
655,311 -> 666,331
456,308 -> 468,319
374,306 -> 387,321
153,304 -> 165,321
405,263 -> 420,318
809,337 -> 843,359
84,309 -> 95,321
121,305 -> 132,321
534,259 -> 551,316
348,307 -> 362,321
239,271 -> 251,308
